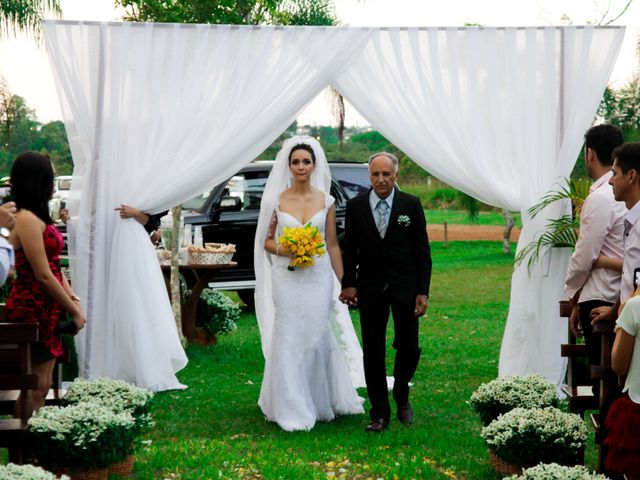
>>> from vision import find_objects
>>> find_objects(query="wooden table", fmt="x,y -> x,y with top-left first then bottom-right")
160,262 -> 238,342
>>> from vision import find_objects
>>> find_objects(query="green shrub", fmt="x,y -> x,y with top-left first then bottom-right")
429,187 -> 458,208
196,290 -> 240,335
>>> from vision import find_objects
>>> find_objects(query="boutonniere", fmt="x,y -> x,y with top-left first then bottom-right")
397,215 -> 411,227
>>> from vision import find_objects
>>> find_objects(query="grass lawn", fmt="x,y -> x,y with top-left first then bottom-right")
424,210 -> 522,228
127,241 -> 595,479
1,241 -> 596,478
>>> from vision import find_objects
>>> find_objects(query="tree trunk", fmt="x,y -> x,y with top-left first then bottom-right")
502,209 -> 515,254
170,205 -> 186,346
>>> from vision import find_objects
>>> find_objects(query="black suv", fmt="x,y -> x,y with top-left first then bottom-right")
182,161 -> 370,307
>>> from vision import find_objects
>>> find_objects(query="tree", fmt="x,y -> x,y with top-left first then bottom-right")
115,0 -> 336,26
32,120 -> 73,174
0,0 -> 61,38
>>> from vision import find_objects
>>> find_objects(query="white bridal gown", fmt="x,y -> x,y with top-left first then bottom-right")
258,194 -> 364,431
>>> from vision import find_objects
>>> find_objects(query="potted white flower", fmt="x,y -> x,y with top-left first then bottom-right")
0,463 -> 70,479
481,407 -> 588,475
62,377 -> 154,477
27,402 -> 135,480
505,462 -> 608,479
469,374 -> 559,426
63,377 -> 154,434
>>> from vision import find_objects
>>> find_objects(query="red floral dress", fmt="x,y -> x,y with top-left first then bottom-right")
5,224 -> 65,361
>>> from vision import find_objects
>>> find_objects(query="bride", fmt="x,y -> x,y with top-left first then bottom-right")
254,135 -> 365,431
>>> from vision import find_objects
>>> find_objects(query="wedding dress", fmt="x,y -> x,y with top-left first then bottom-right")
258,193 -> 364,431
254,135 -> 365,432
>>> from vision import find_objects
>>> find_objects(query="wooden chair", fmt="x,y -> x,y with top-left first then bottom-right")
559,300 -> 598,416
0,322 -> 39,464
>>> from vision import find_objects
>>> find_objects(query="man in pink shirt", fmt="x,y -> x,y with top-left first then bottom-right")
565,124 -> 625,388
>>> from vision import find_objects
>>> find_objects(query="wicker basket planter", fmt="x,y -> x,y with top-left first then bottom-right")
109,454 -> 134,477
489,449 -> 522,477
54,467 -> 108,480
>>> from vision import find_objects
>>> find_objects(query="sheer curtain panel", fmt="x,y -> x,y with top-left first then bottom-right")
43,21 -> 371,391
335,26 -> 624,387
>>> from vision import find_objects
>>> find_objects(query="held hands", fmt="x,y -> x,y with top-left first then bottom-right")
339,287 -> 358,307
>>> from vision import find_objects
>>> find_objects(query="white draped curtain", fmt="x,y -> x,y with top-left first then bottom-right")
335,26 -> 624,388
43,22 -> 624,391
44,21 -> 372,390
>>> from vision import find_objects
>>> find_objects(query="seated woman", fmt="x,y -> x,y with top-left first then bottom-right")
603,294 -> 640,480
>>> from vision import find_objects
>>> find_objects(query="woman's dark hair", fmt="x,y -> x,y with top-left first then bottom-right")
288,144 -> 316,165
10,152 -> 54,225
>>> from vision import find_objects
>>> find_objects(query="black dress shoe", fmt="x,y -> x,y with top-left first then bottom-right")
365,418 -> 389,432
397,403 -> 414,425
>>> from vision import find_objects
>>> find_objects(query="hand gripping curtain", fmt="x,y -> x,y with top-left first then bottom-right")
335,26 -> 624,388
43,21 -> 371,391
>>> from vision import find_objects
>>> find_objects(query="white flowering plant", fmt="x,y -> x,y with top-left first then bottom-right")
469,374 -> 559,426
505,463 -> 609,480
481,407 -> 588,468
27,402 -> 135,469
63,377 -> 154,433
0,463 -> 69,479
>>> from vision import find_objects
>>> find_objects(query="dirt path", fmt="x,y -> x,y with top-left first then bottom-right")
427,224 -> 521,242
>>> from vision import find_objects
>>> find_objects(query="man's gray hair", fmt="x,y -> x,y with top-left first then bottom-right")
368,152 -> 399,172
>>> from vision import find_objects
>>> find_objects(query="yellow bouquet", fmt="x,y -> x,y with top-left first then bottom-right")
278,222 -> 326,271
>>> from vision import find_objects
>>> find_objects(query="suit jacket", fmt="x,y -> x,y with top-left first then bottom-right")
342,188 -> 432,300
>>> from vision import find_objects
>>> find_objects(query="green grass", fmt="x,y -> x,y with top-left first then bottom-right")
424,210 -> 522,227
2,242 -> 596,478
122,241 -> 595,479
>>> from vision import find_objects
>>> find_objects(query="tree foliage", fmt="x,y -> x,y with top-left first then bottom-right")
0,0 -> 61,38
115,0 -> 336,26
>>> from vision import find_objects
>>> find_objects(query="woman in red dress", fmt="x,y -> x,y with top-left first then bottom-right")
5,152 -> 86,411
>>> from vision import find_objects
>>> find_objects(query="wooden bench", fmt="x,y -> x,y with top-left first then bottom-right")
0,322 -> 39,464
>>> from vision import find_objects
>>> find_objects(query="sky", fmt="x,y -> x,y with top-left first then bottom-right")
0,0 -> 638,127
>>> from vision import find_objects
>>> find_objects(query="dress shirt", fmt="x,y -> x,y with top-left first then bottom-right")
621,200 -> 640,303
369,188 -> 395,231
615,295 -> 640,403
0,236 -> 14,286
565,171 -> 626,304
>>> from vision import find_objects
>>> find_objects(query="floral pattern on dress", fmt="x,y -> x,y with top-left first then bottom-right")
5,224 -> 65,359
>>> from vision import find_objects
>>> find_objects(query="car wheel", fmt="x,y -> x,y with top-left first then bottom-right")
237,289 -> 255,309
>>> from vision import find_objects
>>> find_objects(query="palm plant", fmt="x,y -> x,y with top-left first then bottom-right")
0,0 -> 61,38
514,177 -> 591,271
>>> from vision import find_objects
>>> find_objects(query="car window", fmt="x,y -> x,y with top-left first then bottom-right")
330,166 -> 370,199
57,178 -> 72,190
225,171 -> 270,211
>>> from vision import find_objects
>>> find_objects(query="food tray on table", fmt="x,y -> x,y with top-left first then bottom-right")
187,243 -> 236,265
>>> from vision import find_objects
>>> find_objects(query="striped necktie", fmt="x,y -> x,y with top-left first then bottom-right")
375,200 -> 389,237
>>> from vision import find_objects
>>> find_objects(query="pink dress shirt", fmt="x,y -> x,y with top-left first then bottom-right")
621,200 -> 640,303
564,171 -> 626,304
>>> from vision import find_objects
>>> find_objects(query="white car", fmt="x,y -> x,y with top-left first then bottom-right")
49,175 -> 73,221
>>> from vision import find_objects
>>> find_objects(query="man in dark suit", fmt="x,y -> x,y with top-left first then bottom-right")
340,152 -> 432,432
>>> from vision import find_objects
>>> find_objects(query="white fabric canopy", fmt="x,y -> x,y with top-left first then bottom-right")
334,26 -> 624,388
43,21 -> 624,391
44,21 -> 371,390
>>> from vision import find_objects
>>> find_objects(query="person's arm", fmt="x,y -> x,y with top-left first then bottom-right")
0,202 -> 15,285
591,298 -> 620,326
411,196 -> 431,298
14,211 -> 86,331
325,205 -> 343,282
340,200 -> 359,306
115,205 -> 150,226
564,194 -> 612,299
593,255 -> 623,272
612,327 -> 635,376
264,211 -> 291,257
